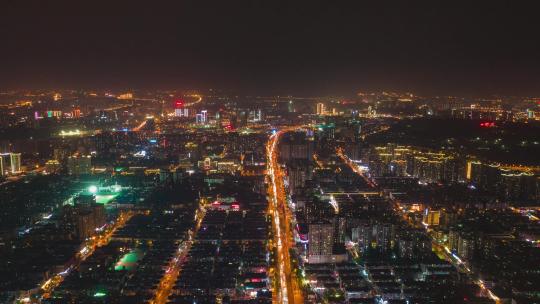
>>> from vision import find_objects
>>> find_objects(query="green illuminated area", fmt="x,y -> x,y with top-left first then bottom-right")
114,249 -> 144,271
315,123 -> 336,132
95,194 -> 118,205
87,184 -> 124,205
93,291 -> 107,298
88,185 -> 98,194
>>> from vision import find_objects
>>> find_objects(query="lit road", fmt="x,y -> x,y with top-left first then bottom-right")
392,201 -> 501,303
132,119 -> 148,132
38,210 -> 137,301
151,201 -> 206,304
151,241 -> 190,304
266,129 -> 303,304
0,166 -> 48,186
431,234 -> 501,303
509,206 -> 540,222
338,149 -> 500,303
336,147 -> 377,188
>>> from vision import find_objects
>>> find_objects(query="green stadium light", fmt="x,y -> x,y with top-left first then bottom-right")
88,185 -> 98,194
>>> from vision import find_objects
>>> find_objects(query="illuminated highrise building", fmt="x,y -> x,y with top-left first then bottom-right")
196,113 -> 203,124
255,109 -> 262,121
248,109 -> 263,122
201,110 -> 207,123
194,110 -> 208,124
0,156 -> 4,176
175,108 -> 189,117
307,220 -> 334,263
316,102 -> 326,115
448,229 -> 460,252
10,153 -> 21,174
72,109 -> 81,118
288,100 -> 294,112
174,100 -> 189,117
67,155 -> 92,175
423,209 -> 441,226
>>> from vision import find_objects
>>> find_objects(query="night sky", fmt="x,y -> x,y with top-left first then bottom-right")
1,0 -> 539,96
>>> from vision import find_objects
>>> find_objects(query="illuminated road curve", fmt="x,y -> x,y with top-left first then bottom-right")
267,129 -> 303,304
183,94 -> 203,107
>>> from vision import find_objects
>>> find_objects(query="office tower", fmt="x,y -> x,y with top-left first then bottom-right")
316,102 -> 326,115
196,113 -> 203,124
174,100 -> 191,117
175,108 -> 181,117
10,153 -> 21,174
0,155 -> 4,176
201,110 -> 207,124
194,110 -> 208,124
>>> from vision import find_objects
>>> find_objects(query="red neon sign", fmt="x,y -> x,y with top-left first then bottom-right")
480,122 -> 495,128
174,100 -> 184,108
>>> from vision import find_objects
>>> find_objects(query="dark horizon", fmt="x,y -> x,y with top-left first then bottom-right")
1,1 -> 540,97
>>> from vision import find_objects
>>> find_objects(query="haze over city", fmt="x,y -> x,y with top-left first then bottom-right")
1,1 -> 540,95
